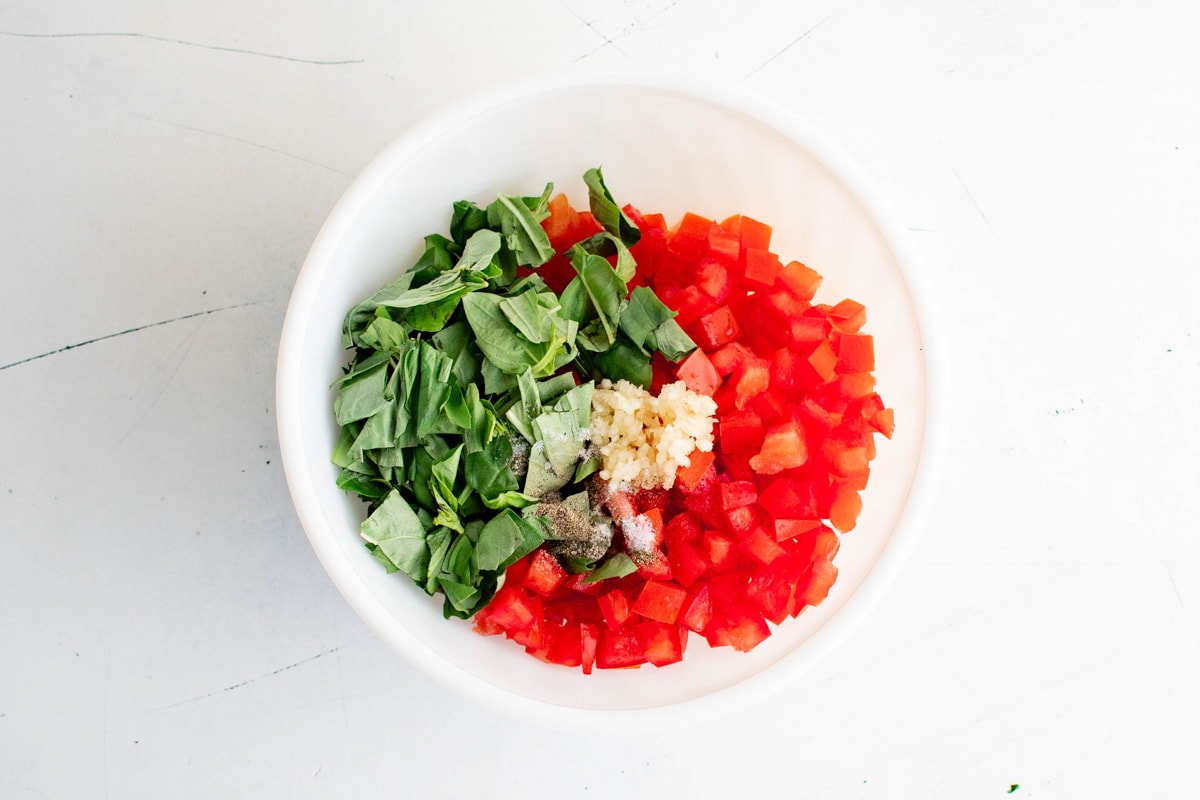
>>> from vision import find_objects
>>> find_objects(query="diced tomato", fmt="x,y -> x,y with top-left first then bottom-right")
773,518 -> 825,542
671,285 -> 719,328
750,388 -> 788,424
750,419 -> 809,475
731,353 -> 771,409
638,621 -> 687,667
675,349 -> 721,397
743,247 -> 781,288
580,622 -> 599,674
505,600 -> 544,649
669,212 -> 716,259
675,448 -> 716,492
723,504 -> 758,537
870,407 -> 895,439
542,193 -> 575,246
473,584 -> 536,635
695,259 -> 733,303
828,298 -> 867,332
633,548 -> 673,581
563,572 -> 604,596
708,341 -> 752,376
679,582 -> 714,632
745,556 -> 804,624
597,588 -> 633,630
704,604 -> 771,652
535,622 -> 583,667
837,371 -> 877,401
790,314 -> 829,344
719,480 -> 758,510
702,529 -> 739,572
596,627 -> 647,669
692,306 -> 742,350
633,580 -> 689,625
836,333 -> 875,373
798,559 -> 838,608
792,524 -> 841,566
740,525 -> 787,566
665,539 -> 709,588
757,476 -> 815,519
778,260 -> 822,300
719,408 -> 765,454
829,483 -> 863,533
806,340 -> 839,384
719,214 -> 772,251
523,548 -> 569,596
706,224 -> 741,264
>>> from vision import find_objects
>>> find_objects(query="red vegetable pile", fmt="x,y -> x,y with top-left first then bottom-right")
471,196 -> 894,671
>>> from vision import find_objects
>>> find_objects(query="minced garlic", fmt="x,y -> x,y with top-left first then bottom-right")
588,379 -> 717,490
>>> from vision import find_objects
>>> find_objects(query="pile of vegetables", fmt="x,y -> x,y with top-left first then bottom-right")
332,168 -> 893,670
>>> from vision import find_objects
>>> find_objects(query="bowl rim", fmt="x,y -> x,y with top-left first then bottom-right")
276,70 -> 946,728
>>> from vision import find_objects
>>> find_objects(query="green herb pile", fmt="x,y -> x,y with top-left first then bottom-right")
331,168 -> 696,619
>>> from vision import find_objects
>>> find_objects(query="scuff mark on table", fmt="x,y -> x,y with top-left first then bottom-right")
155,646 -> 342,710
0,301 -> 260,372
0,29 -> 364,66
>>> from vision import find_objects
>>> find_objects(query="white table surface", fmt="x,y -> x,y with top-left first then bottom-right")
3,2 -> 1198,797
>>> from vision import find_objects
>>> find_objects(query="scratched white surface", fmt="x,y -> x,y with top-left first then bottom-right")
2,1 -> 1198,797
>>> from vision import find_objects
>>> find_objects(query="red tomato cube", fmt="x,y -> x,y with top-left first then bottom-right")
692,306 -> 742,350
719,409 -> 765,454
669,212 -> 716,259
675,448 -> 716,492
778,260 -> 822,300
675,349 -> 722,397
750,420 -> 809,475
597,588 -> 633,630
523,549 -> 569,596
679,583 -> 714,633
743,247 -> 782,288
633,580 -> 689,625
637,621 -> 687,667
580,622 -> 600,674
596,627 -> 647,669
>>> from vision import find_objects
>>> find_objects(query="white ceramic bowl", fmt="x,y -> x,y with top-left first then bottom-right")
276,74 -> 943,726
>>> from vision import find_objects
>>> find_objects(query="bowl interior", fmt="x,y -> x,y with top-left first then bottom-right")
278,79 -> 932,717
